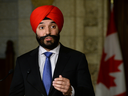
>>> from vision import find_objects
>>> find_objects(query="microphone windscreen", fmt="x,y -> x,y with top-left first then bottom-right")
9,69 -> 13,74
27,69 -> 31,74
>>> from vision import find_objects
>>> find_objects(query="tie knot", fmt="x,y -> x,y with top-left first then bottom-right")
44,52 -> 52,58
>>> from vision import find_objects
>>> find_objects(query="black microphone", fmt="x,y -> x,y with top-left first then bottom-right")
26,69 -> 44,96
0,69 -> 13,82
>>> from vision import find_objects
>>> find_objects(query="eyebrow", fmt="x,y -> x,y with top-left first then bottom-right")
39,21 -> 56,24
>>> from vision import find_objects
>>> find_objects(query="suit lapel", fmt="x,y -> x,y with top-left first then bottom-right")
53,45 -> 70,79
27,47 -> 47,96
49,45 -> 70,95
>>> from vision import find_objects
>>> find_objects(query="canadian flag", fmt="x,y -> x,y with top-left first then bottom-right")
95,8 -> 127,96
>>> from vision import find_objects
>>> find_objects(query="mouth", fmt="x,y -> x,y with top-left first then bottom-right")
45,36 -> 52,41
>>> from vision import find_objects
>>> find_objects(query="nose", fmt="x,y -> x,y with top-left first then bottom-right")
45,26 -> 51,35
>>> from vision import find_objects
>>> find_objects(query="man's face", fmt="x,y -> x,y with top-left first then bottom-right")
36,19 -> 60,50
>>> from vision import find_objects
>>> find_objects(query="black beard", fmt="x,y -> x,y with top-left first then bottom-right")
36,34 -> 60,50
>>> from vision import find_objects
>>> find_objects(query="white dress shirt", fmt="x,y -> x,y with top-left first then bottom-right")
38,44 -> 74,96
38,44 -> 60,78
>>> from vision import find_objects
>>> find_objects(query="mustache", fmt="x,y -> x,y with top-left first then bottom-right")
39,34 -> 58,40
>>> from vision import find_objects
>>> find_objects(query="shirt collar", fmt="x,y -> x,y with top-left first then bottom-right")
39,44 -> 60,55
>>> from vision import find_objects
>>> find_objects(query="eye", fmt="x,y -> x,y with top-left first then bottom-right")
51,25 -> 56,29
39,26 -> 44,29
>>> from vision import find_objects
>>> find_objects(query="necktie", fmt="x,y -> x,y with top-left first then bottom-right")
43,52 -> 52,95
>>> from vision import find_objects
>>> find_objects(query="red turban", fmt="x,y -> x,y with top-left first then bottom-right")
30,5 -> 64,33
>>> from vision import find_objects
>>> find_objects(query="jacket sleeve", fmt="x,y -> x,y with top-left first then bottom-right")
9,58 -> 25,96
75,54 -> 95,96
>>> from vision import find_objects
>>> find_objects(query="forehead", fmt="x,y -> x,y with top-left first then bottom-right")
39,19 -> 56,25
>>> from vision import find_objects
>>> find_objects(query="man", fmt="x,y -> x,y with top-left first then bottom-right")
9,5 -> 95,96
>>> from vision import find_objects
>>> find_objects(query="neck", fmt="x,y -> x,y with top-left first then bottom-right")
45,48 -> 51,52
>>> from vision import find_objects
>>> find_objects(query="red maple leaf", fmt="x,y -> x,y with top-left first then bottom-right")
97,50 -> 123,89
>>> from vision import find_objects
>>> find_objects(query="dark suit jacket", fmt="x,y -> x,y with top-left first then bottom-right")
9,44 -> 95,96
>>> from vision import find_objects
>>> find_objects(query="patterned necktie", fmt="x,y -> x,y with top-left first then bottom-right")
43,52 -> 52,95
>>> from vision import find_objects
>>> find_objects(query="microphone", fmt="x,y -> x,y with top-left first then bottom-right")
26,69 -> 44,96
0,69 -> 13,81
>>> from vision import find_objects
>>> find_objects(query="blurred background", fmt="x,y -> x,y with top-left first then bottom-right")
0,0 -> 128,96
